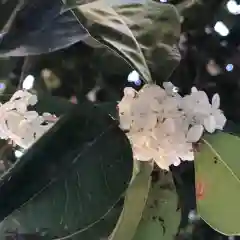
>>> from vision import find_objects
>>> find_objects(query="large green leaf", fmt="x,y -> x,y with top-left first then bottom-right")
175,0 -> 200,15
109,161 -> 153,240
0,0 -> 89,56
0,100 -> 133,239
66,0 -> 181,83
195,132 -> 240,236
133,171 -> 181,240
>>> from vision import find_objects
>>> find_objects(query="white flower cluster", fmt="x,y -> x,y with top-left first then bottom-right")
0,90 -> 57,149
118,83 -> 226,170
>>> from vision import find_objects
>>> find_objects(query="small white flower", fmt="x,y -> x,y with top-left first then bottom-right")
183,87 -> 226,133
0,90 -> 58,149
118,83 -> 226,170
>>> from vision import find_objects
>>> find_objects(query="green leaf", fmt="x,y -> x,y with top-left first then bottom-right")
67,0 -> 181,83
33,92 -> 75,116
133,171 -> 181,240
109,161 -> 153,240
195,132 -> 240,236
0,100 -> 133,239
0,1 -> 89,56
175,0 -> 201,14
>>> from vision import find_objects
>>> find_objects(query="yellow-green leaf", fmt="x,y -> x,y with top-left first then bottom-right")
195,132 -> 240,236
73,0 -> 151,83
133,171 -> 181,240
66,0 -> 181,83
109,161 -> 153,240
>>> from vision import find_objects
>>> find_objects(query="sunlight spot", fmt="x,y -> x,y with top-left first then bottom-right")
214,21 -> 229,37
22,75 -> 35,90
226,63 -> 234,72
15,150 -> 23,158
227,0 -> 240,15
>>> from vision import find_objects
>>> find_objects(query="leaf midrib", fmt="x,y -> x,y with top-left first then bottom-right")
202,138 -> 240,184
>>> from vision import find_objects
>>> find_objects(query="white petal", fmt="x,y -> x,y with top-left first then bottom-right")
5,112 -> 24,133
118,96 -> 132,114
187,124 -> 204,142
0,129 -> 8,139
213,110 -> 227,130
24,111 -> 38,120
163,82 -> 174,90
196,91 -> 209,106
140,84 -> 166,102
162,98 -> 179,114
179,149 -> 194,161
144,114 -> 157,130
123,87 -> 136,98
203,115 -> 216,133
172,157 -> 181,166
131,99 -> 149,116
131,115 -> 147,130
155,156 -> 170,170
15,101 -> 27,113
133,146 -> 153,161
211,93 -> 220,109
31,116 -> 45,127
191,87 -> 198,93
28,95 -> 38,106
163,82 -> 177,96
146,136 -> 159,149
162,118 -> 175,134
152,126 -> 165,140
43,112 -> 52,117
2,101 -> 15,111
194,103 -> 212,119
10,90 -> 27,101
165,154 -> 181,166
129,133 -> 147,148
150,99 -> 162,112
119,114 -> 132,130
174,117 -> 189,134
